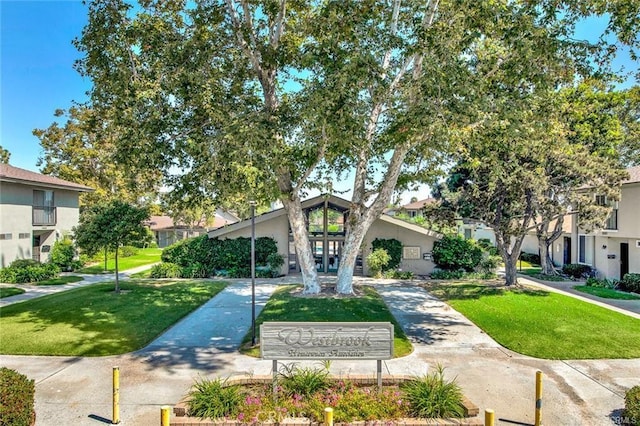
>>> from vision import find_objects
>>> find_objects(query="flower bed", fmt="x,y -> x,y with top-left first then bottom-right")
171,375 -> 481,426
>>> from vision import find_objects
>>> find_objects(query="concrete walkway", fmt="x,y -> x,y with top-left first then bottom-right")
0,274 -> 639,425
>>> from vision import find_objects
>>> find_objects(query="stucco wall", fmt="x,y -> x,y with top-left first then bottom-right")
0,182 -> 81,268
362,218 -> 438,275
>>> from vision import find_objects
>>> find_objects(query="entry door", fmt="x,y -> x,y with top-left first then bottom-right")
32,235 -> 41,262
563,237 -> 571,265
312,241 -> 324,272
327,240 -> 342,273
620,243 -> 629,280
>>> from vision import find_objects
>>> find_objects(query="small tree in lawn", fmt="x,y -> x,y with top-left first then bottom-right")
74,201 -> 150,293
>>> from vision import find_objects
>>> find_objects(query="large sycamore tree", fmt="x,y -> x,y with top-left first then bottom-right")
75,0 -> 639,293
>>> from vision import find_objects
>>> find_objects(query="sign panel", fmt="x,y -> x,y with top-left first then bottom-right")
403,246 -> 421,260
260,322 -> 394,360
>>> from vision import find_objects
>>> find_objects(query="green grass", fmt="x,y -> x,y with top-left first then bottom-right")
518,266 -> 567,281
240,285 -> 413,358
33,276 -> 84,286
574,285 -> 640,300
425,282 -> 640,359
0,287 -> 25,298
0,279 -> 226,356
77,247 -> 162,274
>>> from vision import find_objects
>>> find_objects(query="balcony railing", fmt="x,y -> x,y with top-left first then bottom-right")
33,206 -> 56,226
604,209 -> 618,230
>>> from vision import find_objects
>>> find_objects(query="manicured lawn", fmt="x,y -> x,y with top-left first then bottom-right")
240,285 -> 413,358
0,287 -> 25,298
574,285 -> 640,300
0,279 -> 226,356
33,276 -> 84,286
518,266 -> 567,281
77,247 -> 162,273
424,282 -> 640,359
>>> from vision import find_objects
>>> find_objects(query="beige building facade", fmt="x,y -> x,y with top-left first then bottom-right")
0,164 -> 92,267
208,195 -> 441,276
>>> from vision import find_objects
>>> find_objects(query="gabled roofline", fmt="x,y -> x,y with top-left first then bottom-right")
208,193 -> 442,239
0,164 -> 93,192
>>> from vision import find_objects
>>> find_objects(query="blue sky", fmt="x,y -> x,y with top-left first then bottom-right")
1,1 -> 638,203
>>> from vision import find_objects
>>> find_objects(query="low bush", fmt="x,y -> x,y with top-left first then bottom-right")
562,263 -> 594,279
371,238 -> 402,271
0,261 -> 59,284
624,386 -> 640,426
181,263 -> 209,279
620,273 -> 640,294
367,248 -> 391,278
278,363 -> 330,397
519,252 -> 541,265
119,245 -> 139,258
477,238 -> 498,256
401,365 -> 464,419
586,277 -> 617,289
188,378 -> 243,420
383,270 -> 415,279
432,235 -> 482,272
149,262 -> 182,278
478,255 -> 502,274
49,237 -> 80,271
0,367 -> 35,426
430,269 -> 495,280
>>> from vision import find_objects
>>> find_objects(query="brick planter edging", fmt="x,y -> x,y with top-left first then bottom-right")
171,374 -> 481,426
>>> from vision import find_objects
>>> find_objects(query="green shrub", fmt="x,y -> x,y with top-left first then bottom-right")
562,263 -> 594,279
477,238 -> 498,256
188,378 -> 244,420
371,238 -> 402,271
367,248 -> 391,278
383,270 -> 415,279
624,386 -> 640,426
266,252 -> 285,273
478,255 -> 502,274
181,263 -> 209,278
119,245 -> 139,258
430,269 -> 495,280
620,273 -> 640,294
0,367 -> 35,426
49,237 -> 79,271
0,262 -> 59,284
401,365 -> 464,419
586,277 -> 617,289
278,364 -> 330,398
432,235 -> 482,272
149,262 -> 183,278
519,252 -> 541,265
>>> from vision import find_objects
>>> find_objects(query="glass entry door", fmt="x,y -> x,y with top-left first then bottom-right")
312,240 -> 324,272
327,240 -> 341,272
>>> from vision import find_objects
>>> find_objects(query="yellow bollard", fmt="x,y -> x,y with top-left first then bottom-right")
324,407 -> 333,426
535,370 -> 543,426
485,408 -> 495,426
161,406 -> 171,426
112,366 -> 120,424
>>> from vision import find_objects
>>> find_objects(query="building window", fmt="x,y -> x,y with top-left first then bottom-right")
578,235 -> 594,265
0,233 -> 12,240
33,190 -> 56,225
19,233 -> 30,239
464,228 -> 472,240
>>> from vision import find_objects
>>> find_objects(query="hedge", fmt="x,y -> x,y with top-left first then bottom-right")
0,367 -> 35,426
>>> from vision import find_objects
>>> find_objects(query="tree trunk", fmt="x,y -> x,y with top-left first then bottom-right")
539,238 -> 555,275
104,247 -> 108,272
336,219 -> 369,294
114,246 -> 120,293
281,196 -> 320,294
504,254 -> 519,286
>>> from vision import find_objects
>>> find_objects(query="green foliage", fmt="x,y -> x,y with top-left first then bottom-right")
181,263 -> 210,279
401,365 -> 465,419
371,238 -> 402,271
519,252 -> 541,265
119,245 -> 139,258
432,235 -> 483,272
149,262 -> 183,279
586,277 -> 617,289
0,367 -> 35,426
0,287 -> 25,299
161,235 -> 281,278
477,239 -> 498,256
478,255 -> 502,274
367,248 -> 391,278
624,386 -> 640,426
49,236 -> 81,271
383,270 -> 415,279
620,273 -> 640,294
0,261 -> 60,284
187,378 -> 243,420
562,263 -> 594,279
430,270 -> 495,280
278,364 -> 330,398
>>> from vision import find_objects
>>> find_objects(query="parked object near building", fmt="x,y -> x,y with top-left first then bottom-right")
0,164 -> 92,267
